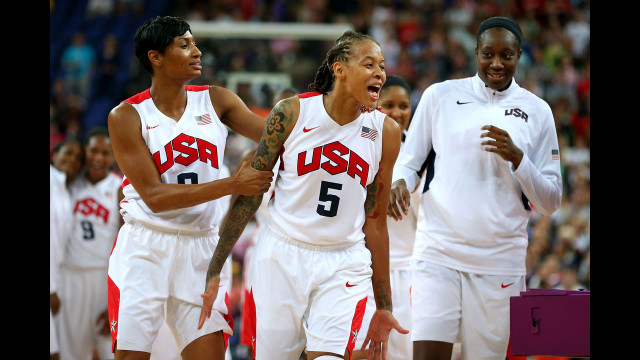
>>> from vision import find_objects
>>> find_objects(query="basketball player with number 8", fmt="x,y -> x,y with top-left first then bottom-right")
106,15 -> 273,360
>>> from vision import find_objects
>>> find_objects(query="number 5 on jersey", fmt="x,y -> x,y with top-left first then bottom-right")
317,181 -> 342,217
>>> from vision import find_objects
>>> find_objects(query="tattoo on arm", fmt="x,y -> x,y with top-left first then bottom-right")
373,279 -> 393,311
206,99 -> 294,284
206,195 -> 261,282
364,171 -> 384,219
251,101 -> 293,171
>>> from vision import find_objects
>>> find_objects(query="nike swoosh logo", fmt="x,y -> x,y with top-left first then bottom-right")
146,125 -> 159,130
457,100 -> 472,105
303,126 -> 319,132
346,282 -> 357,287
501,282 -> 515,288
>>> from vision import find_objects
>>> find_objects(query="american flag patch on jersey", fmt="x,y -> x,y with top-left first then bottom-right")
361,126 -> 377,141
551,149 -> 560,160
195,113 -> 212,125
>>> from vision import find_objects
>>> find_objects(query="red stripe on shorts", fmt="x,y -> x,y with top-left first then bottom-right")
110,234 -> 119,256
240,287 -> 257,358
223,292 -> 235,351
347,296 -> 368,357
107,275 -> 120,353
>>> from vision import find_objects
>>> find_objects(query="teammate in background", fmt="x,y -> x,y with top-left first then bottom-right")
106,15 -> 273,360
50,140 -> 84,360
353,75 -> 419,360
51,139 -> 85,186
200,30 -> 408,360
388,17 -> 562,360
55,127 -> 123,360
238,86 -> 298,359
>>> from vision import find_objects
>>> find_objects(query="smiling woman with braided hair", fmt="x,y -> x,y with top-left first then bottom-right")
200,30 -> 408,360
388,16 -> 563,360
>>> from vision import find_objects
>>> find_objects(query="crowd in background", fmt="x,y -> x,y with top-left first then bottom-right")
50,0 -> 590,358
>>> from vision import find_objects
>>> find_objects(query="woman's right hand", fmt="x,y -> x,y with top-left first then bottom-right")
233,161 -> 274,196
50,292 -> 61,315
387,179 -> 410,221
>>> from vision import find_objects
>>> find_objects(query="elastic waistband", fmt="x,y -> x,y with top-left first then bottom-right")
125,216 -> 219,237
265,218 -> 357,252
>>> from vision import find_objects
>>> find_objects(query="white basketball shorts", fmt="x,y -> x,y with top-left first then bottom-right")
56,266 -> 112,360
252,220 -> 372,360
410,260 -> 525,360
355,266 -> 412,360
107,219 -> 233,354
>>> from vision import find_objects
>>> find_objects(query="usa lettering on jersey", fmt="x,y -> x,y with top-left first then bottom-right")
153,133 -> 219,174
504,108 -> 528,122
74,197 -> 110,224
297,140 -> 370,188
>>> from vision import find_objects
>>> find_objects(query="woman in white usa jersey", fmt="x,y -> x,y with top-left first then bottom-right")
106,16 -> 273,360
55,127 -> 123,360
199,31 -> 408,360
389,17 -> 563,360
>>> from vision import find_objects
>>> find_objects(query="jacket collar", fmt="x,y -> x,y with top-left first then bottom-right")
472,73 -> 520,102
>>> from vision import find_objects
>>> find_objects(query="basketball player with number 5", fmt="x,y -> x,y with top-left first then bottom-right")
199,30 -> 408,360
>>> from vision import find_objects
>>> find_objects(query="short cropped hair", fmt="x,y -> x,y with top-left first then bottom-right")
134,16 -> 191,75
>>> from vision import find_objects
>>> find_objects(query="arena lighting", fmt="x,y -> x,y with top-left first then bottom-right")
189,21 -> 355,40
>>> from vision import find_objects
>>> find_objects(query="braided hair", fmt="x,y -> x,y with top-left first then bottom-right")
308,30 -> 379,94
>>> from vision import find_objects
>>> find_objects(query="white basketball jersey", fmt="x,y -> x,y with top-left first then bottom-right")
268,92 -> 386,247
119,86 -> 228,232
66,172 -> 123,269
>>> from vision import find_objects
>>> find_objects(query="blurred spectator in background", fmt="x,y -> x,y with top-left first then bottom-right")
94,34 -> 122,100
61,31 -> 96,100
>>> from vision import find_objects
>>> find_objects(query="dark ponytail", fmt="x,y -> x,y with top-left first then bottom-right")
308,30 -> 378,94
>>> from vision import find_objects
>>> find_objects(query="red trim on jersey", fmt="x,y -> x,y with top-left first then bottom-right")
121,178 -> 130,189
107,275 -> 120,353
347,296 -> 368,357
123,89 -> 151,105
239,287 -> 257,358
185,85 -> 210,92
123,85 -> 209,105
223,292 -> 235,351
296,91 -> 322,99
